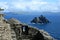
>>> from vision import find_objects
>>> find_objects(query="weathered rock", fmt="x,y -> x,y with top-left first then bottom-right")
40,30 -> 55,40
31,15 -> 49,24
0,14 -> 13,40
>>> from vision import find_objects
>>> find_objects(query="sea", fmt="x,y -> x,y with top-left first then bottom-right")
4,12 -> 60,40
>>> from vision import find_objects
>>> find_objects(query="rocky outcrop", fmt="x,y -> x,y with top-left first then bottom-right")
40,30 -> 56,40
0,14 -> 13,40
8,18 -> 55,40
28,26 -> 56,40
31,15 -> 49,24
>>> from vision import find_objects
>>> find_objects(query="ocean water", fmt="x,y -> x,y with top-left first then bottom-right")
4,12 -> 60,40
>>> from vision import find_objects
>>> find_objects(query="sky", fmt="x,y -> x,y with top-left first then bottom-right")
0,0 -> 60,12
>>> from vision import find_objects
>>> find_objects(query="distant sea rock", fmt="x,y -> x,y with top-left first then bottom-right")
31,15 -> 50,24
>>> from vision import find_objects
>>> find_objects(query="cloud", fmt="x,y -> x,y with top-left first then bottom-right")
11,0 -> 59,12
11,1 -> 47,11
0,0 -> 59,12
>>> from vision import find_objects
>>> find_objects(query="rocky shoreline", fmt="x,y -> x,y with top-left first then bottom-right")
8,18 -> 56,40
0,14 -> 56,40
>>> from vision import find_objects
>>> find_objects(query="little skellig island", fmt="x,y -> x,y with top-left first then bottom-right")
31,15 -> 50,24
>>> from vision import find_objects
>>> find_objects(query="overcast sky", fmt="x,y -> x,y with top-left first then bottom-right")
0,0 -> 60,12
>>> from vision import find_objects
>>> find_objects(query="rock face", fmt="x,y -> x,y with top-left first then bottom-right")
8,18 -> 55,40
0,14 -> 55,40
31,15 -> 49,24
0,14 -> 13,40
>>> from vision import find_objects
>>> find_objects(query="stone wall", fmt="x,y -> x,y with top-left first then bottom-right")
0,23 -> 13,40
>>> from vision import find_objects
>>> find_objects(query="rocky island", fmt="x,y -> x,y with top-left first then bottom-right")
31,15 -> 50,24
